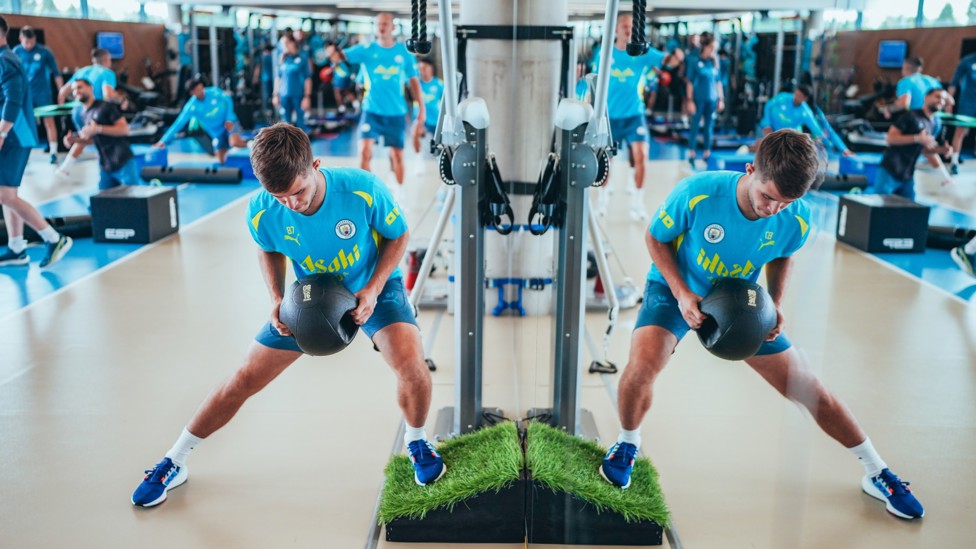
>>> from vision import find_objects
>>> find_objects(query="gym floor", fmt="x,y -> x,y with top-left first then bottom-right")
1,133 -> 975,548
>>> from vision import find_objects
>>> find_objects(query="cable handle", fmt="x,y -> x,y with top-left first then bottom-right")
626,0 -> 649,56
406,0 -> 433,54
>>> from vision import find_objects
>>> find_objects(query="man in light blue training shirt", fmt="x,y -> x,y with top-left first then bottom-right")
759,85 -> 824,148
888,57 -> 946,117
591,12 -> 665,221
153,77 -> 247,164
328,12 -> 423,196
130,123 -> 445,509
598,129 -> 926,523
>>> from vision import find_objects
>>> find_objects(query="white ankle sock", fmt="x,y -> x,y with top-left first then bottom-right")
7,236 -> 26,253
48,142 -> 58,154
964,237 -> 976,256
59,155 -> 77,172
848,438 -> 887,477
404,422 -> 428,445
38,227 -> 60,244
165,428 -> 204,467
617,427 -> 641,447
951,152 -> 960,165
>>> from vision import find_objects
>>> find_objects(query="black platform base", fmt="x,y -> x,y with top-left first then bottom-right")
384,474 -> 527,544
528,479 -> 663,546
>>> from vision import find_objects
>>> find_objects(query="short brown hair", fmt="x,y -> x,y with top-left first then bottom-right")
753,129 -> 824,199
904,56 -> 923,71
250,123 -> 314,193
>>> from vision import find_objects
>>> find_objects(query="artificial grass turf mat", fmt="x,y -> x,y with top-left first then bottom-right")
378,421 -> 523,523
525,421 -> 670,526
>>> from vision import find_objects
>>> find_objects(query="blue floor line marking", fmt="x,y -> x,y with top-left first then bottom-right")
0,179 -> 261,318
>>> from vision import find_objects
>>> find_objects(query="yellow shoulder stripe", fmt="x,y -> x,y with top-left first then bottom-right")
674,233 -> 685,251
795,215 -> 809,237
353,191 -> 374,207
688,194 -> 709,211
250,209 -> 266,231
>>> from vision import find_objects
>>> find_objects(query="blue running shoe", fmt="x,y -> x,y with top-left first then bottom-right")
40,235 -> 72,268
599,441 -> 637,489
950,246 -> 976,278
0,248 -> 29,267
132,457 -> 189,507
862,468 -> 925,519
407,439 -> 446,486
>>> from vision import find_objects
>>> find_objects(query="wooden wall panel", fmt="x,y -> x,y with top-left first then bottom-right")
831,25 -> 976,95
1,14 -> 166,83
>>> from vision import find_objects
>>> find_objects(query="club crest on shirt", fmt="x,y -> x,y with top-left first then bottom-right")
335,219 -> 356,239
704,223 -> 725,244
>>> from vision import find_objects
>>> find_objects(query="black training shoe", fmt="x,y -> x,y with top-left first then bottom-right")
40,235 -> 72,268
0,248 -> 29,267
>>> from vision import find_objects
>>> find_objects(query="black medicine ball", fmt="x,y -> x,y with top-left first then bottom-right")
278,274 -> 359,356
696,278 -> 777,361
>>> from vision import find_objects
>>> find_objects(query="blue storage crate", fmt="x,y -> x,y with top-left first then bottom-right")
839,152 -> 883,185
131,144 -> 168,171
706,152 -> 753,172
224,148 -> 255,180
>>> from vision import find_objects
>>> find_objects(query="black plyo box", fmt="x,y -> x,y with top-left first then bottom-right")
91,185 -> 179,243
384,474 -> 526,543
836,194 -> 929,253
528,479 -> 664,545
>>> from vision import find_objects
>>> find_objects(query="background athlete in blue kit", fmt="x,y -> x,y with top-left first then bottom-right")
599,129 -> 925,521
274,33 -> 312,129
327,13 -> 423,194
412,57 -> 443,154
131,123 -> 444,509
758,85 -> 823,149
684,32 -> 724,168
591,13 -> 665,220
154,77 -> 246,164
14,26 -> 63,164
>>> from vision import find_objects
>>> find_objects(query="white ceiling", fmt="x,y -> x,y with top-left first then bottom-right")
165,0 -> 866,19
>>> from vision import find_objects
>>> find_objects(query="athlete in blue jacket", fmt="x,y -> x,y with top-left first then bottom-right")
0,16 -> 73,269
13,26 -> 63,163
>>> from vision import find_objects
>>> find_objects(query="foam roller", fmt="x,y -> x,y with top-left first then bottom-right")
819,173 -> 869,191
926,225 -> 976,250
141,166 -> 242,184
0,215 -> 93,243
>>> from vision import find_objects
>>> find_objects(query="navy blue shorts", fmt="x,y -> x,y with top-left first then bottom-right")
255,276 -> 417,353
360,111 -> 406,150
211,129 -> 230,151
635,280 -> 792,357
609,115 -> 649,147
0,139 -> 31,187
